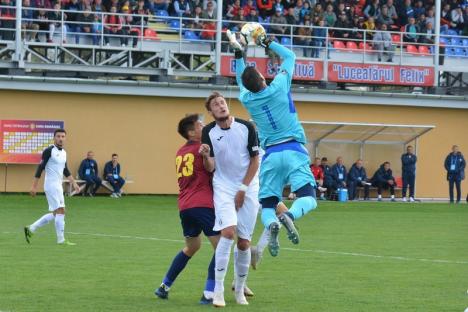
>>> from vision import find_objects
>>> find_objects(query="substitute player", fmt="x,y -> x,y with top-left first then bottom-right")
24,128 -> 80,245
155,114 -> 220,304
227,25 -> 318,257
200,92 -> 260,307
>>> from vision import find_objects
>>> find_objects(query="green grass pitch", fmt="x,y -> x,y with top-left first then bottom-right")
1,194 -> 467,312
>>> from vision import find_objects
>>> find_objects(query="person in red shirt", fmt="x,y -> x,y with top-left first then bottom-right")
310,157 -> 327,199
155,114 -> 220,304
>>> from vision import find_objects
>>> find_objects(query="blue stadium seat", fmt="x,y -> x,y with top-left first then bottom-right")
440,37 -> 448,45
447,29 -> 458,36
156,10 -> 169,17
445,48 -> 454,56
169,19 -> 180,30
184,30 -> 199,40
281,37 -> 292,46
454,47 -> 464,56
463,39 -> 468,47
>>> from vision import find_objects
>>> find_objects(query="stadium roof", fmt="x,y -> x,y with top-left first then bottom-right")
302,121 -> 435,146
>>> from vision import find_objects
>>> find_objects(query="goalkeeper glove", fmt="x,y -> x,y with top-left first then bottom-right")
226,29 -> 245,59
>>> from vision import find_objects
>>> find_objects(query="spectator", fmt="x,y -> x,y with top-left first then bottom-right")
174,0 -> 191,17
371,161 -> 396,202
444,145 -> 465,204
334,11 -> 352,40
401,145 -> 417,202
425,7 -> 435,26
399,0 -> 414,26
257,0 -> 273,18
296,16 -> 312,55
311,18 -> 326,57
33,0 -> 53,9
245,8 -> 260,22
202,0 -> 216,10
310,3 -> 324,21
243,0 -> 256,17
104,6 -> 125,46
413,0 -> 425,18
310,157 -> 327,199
132,0 -> 150,43
286,7 -> 298,25
93,0 -> 104,13
373,23 -> 394,62
66,0 -> 82,44
300,0 -> 311,22
351,15 -> 365,41
47,3 -> 63,43
273,0 -> 284,14
463,7 -> 468,36
104,153 -> 126,198
404,17 -> 419,43
330,156 -> 347,198
77,7 -> 97,45
281,0 -> 294,10
347,159 -> 370,200
78,151 -> 102,196
364,0 -> 380,19
201,1 -> 216,19
450,5 -> 464,31
150,0 -> 169,13
378,5 -> 395,26
270,7 -> 288,37
418,21 -> 434,44
226,0 -> 242,19
22,0 -> 39,42
441,3 -> 452,27
385,0 -> 398,24
417,13 -> 427,29
190,5 -> 204,30
200,21 -> 216,40
122,5 -> 141,47
363,16 -> 376,39
0,0 -> 16,40
230,7 -> 246,30
323,4 -> 337,27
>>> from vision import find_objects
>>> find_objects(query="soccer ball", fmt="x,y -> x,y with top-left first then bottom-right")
240,22 -> 266,46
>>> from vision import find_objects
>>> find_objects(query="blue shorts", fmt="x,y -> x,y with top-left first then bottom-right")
180,207 -> 220,238
259,141 -> 315,200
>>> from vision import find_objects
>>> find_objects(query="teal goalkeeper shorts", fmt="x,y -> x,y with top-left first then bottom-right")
259,141 -> 316,200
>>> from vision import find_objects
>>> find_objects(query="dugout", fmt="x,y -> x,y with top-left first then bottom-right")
302,121 -> 435,187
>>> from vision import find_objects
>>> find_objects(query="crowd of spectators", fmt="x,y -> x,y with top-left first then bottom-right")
0,0 -> 467,48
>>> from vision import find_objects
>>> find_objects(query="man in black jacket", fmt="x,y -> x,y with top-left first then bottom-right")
371,162 -> 396,202
444,145 -> 466,204
347,159 -> 371,200
78,151 -> 102,196
320,157 -> 332,199
401,145 -> 417,202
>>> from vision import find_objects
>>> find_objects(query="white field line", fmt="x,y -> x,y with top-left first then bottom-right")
4,231 -> 468,265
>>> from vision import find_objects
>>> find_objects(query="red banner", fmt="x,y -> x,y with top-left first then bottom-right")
221,55 -> 435,87
220,55 -> 324,81
328,62 -> 434,86
0,120 -> 64,164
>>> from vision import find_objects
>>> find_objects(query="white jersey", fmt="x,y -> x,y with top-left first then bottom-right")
202,117 -> 259,191
35,145 -> 70,190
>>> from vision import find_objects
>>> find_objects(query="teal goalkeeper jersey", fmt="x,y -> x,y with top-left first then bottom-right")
236,42 -> 307,149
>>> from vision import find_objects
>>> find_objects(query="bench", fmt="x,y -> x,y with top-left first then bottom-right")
62,178 -> 134,196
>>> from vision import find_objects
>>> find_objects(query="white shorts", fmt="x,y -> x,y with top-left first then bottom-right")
213,184 -> 260,241
45,186 -> 65,211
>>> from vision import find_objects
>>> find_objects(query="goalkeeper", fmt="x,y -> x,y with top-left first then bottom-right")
227,25 -> 318,257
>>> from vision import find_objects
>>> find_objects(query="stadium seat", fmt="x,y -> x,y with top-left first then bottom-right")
281,37 -> 292,46
169,19 -> 180,30
406,45 -> 418,54
454,47 -> 464,56
418,45 -> 430,55
395,176 -> 403,188
183,30 -> 199,40
447,29 -> 458,36
391,34 -> 401,44
346,41 -> 358,51
333,40 -> 346,50
463,39 -> 468,47
445,48 -> 454,56
156,10 -> 169,17
143,28 -> 158,40
450,38 -> 461,47
358,42 -> 372,51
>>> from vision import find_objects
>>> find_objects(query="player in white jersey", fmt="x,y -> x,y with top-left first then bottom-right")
24,129 -> 80,245
199,92 -> 260,307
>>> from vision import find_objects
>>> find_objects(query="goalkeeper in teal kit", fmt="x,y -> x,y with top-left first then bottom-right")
226,25 -> 318,257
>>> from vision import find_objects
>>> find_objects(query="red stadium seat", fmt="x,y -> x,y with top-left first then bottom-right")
418,45 -> 430,55
395,176 -> 403,188
144,28 -> 159,40
333,40 -> 346,50
346,41 -> 358,51
406,45 -> 418,54
358,42 -> 373,51
391,34 -> 401,44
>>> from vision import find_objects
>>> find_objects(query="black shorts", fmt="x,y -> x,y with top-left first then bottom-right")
180,207 -> 219,238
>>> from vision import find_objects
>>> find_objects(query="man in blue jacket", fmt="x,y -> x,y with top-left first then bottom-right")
78,151 -> 102,196
347,159 -> 371,200
371,162 -> 396,202
330,157 -> 347,199
104,153 -> 126,198
444,145 -> 466,204
401,145 -> 417,202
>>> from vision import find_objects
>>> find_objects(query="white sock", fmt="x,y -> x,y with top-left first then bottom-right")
257,228 -> 270,255
234,247 -> 251,293
54,214 -> 65,243
378,194 -> 382,199
30,213 -> 54,233
214,237 -> 234,293
391,195 -> 395,199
